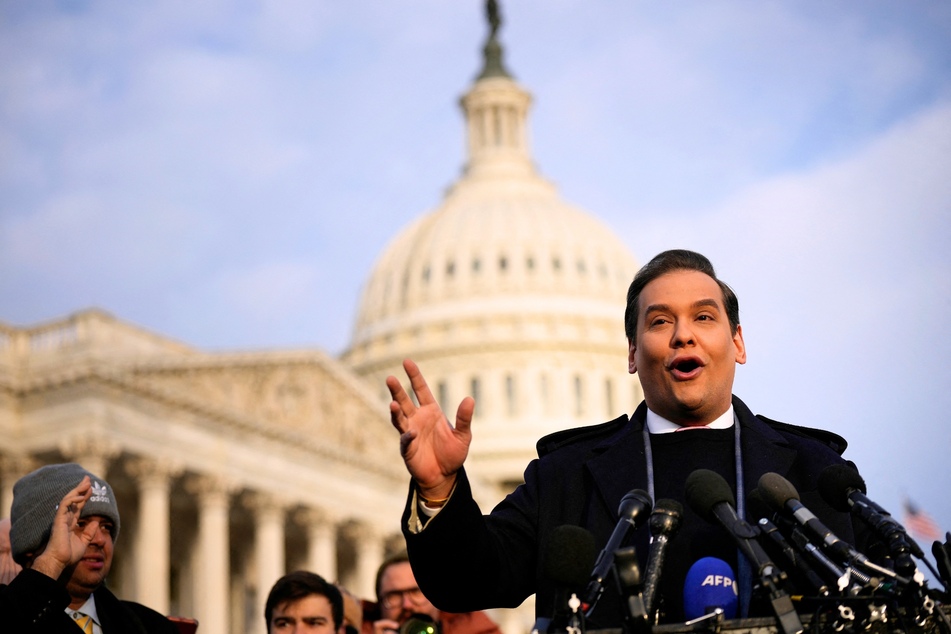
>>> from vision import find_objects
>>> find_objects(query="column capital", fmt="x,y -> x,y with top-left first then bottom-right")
242,491 -> 291,517
339,519 -> 382,543
291,507 -> 340,529
57,433 -> 120,477
0,453 -> 37,479
125,457 -> 183,485
185,473 -> 235,502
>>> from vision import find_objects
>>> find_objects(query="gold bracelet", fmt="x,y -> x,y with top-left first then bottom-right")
419,494 -> 450,508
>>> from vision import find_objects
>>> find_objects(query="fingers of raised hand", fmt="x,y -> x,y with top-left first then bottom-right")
386,376 -> 416,431
385,375 -> 405,401
56,476 -> 92,519
403,359 -> 436,406
389,399 -> 408,433
454,396 -> 475,433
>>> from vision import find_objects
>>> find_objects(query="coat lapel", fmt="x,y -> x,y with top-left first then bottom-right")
584,403 -> 650,522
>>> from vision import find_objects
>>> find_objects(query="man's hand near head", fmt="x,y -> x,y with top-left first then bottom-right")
29,475 -> 95,581
386,359 -> 474,502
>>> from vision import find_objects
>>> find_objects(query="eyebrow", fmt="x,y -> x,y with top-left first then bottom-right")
643,298 -> 721,315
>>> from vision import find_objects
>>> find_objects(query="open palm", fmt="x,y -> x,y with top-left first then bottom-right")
387,359 -> 474,499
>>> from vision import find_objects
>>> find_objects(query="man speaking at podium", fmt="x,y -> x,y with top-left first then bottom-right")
386,249 -> 861,625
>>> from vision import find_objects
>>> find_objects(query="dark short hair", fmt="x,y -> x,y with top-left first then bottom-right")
265,570 -> 344,630
375,550 -> 411,602
624,249 -> 740,340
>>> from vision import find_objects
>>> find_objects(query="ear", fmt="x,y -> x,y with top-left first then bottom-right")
733,325 -> 747,365
628,339 -> 638,374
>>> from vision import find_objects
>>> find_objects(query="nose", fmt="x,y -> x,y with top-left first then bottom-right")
89,527 -> 106,545
671,319 -> 695,347
85,520 -> 108,545
402,592 -> 415,608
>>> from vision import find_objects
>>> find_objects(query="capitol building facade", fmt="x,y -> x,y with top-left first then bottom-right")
0,12 -> 641,634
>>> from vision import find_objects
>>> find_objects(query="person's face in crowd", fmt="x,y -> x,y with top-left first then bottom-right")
269,594 -> 338,634
0,518 -> 12,552
0,517 -> 22,584
628,269 -> 746,426
378,561 -> 440,624
65,515 -> 115,608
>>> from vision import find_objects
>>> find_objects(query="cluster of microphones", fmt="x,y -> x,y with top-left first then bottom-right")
534,465 -> 951,634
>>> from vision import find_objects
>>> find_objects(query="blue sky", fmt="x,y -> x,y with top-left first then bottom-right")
2,1 -> 950,569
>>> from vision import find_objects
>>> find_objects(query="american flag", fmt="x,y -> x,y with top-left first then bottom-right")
902,497 -> 941,542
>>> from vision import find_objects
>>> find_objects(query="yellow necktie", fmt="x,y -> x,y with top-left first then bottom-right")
75,613 -> 94,634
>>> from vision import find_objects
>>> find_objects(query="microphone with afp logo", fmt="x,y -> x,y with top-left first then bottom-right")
683,557 -> 738,621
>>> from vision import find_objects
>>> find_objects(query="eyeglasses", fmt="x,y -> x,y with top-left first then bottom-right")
381,587 -> 425,609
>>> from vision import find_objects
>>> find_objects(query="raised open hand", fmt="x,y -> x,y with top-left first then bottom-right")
386,359 -> 474,500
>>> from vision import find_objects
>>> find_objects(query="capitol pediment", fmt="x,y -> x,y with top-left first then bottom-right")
127,351 -> 394,462
1,311 -> 399,475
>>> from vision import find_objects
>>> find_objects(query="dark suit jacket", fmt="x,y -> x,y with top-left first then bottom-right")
1,568 -> 178,634
403,396 -> 860,626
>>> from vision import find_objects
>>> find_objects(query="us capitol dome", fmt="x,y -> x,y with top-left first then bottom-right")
343,7 -> 643,501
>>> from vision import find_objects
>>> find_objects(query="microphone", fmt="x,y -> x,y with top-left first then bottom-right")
535,525 -> 597,634
747,488 -> 830,596
817,464 -> 926,581
583,489 -> 652,613
684,470 -> 782,582
612,546 -> 649,633
766,505 -> 871,595
682,557 -> 738,621
932,538 -> 951,592
685,470 -> 802,634
642,499 -> 683,619
759,472 -> 909,585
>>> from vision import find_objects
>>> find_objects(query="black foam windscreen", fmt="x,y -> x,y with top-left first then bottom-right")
684,469 -> 735,522
746,487 -> 773,522
817,464 -> 866,513
543,524 -> 597,590
758,472 -> 800,512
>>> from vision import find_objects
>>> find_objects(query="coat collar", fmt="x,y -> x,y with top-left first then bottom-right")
585,396 -> 798,521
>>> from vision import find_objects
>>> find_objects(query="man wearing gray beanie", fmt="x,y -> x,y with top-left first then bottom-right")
0,463 -> 177,634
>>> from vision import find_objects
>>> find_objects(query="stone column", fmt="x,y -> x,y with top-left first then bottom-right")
127,458 -> 178,613
0,455 -> 36,518
295,508 -> 338,581
345,522 -> 385,599
187,475 -> 232,634
246,493 -> 287,624
58,434 -> 120,479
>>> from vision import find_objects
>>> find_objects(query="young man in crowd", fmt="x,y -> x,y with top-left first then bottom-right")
265,570 -> 345,634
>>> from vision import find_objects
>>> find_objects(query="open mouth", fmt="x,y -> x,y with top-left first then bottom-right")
672,358 -> 701,373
